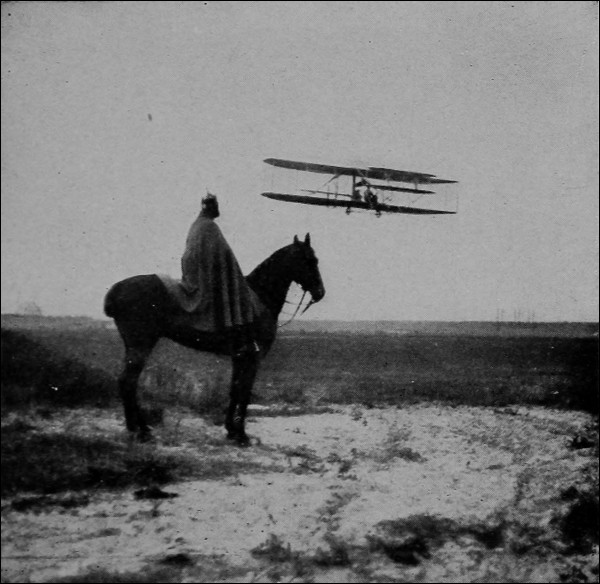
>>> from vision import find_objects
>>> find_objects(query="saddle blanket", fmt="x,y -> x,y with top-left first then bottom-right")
156,274 -> 267,332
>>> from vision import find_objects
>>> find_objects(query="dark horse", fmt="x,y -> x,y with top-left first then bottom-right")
103,233 -> 325,445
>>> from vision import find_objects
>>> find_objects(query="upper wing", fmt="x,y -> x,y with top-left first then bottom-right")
366,167 -> 457,184
264,158 -> 457,185
263,158 -> 360,177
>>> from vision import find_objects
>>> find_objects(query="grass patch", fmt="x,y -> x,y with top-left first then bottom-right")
0,429 -> 177,495
10,493 -> 91,512
372,425 -> 426,464
1,411 -> 285,496
313,533 -> 352,567
48,566 -> 185,584
3,321 -> 598,416
368,514 -> 507,565
251,533 -> 295,563
250,535 -> 317,583
248,403 -> 337,417
15,553 -> 254,584
139,362 -> 230,418
1,328 -> 116,408
257,334 -> 599,413
560,490 -> 599,554
279,444 -> 326,474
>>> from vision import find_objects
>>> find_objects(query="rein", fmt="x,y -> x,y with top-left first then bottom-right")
278,290 -> 314,328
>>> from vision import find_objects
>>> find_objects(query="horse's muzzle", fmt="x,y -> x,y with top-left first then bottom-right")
310,284 -> 325,303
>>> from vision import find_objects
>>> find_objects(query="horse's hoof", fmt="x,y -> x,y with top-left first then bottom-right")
226,431 -> 251,446
236,434 -> 251,447
137,428 -> 155,443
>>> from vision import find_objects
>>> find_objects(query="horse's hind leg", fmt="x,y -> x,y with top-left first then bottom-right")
119,345 -> 154,437
225,354 -> 258,446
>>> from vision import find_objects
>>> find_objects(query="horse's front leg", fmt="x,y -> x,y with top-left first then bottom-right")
226,353 -> 258,446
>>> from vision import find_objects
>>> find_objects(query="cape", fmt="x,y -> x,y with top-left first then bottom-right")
161,214 -> 260,332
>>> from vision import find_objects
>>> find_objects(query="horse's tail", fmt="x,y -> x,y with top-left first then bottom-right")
103,284 -> 118,318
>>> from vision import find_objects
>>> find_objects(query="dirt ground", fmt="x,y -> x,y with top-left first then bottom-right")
1,404 -> 598,583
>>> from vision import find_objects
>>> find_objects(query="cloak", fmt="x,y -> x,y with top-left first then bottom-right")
164,214 -> 259,332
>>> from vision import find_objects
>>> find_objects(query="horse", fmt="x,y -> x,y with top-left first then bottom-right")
103,233 -> 325,445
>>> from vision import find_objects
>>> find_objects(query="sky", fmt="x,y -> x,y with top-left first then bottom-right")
1,1 -> 598,322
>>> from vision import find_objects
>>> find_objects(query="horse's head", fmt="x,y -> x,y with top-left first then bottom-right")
290,233 -> 325,304
245,233 -> 325,319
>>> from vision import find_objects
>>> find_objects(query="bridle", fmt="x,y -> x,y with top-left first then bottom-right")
278,289 -> 315,328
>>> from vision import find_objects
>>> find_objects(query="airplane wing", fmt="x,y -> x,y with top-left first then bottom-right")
264,158 -> 457,185
366,167 -> 457,184
367,184 -> 436,194
261,192 -> 456,215
263,158 -> 359,177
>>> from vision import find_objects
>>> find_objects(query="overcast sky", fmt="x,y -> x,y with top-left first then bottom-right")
2,1 -> 598,321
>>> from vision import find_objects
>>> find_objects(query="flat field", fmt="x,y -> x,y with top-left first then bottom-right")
1,316 -> 598,583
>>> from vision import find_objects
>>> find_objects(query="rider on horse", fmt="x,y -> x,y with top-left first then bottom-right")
181,193 -> 259,356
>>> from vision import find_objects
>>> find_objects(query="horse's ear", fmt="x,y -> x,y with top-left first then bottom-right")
293,235 -> 299,244
304,233 -> 311,246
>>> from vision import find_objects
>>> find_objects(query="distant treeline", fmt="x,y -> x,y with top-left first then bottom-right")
284,320 -> 599,338
2,314 -> 598,337
1,314 -> 112,330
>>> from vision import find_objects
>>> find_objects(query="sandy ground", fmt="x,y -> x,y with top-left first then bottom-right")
1,404 -> 598,583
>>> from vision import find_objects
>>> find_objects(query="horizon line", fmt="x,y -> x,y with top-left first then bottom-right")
2,313 -> 598,325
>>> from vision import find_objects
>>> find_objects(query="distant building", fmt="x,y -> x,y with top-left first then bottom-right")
18,301 -> 43,316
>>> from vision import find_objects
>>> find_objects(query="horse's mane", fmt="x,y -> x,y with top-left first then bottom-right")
246,244 -> 293,282
245,244 -> 297,316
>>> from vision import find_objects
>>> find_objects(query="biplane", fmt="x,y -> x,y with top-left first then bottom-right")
261,158 -> 458,216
